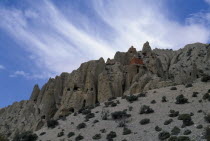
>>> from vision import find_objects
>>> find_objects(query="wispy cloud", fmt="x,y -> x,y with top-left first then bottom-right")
9,70 -> 53,79
205,0 -> 210,5
9,70 -> 29,78
0,0 -> 210,79
0,65 -> 5,70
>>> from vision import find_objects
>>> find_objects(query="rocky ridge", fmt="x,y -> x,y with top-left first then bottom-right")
0,42 -> 210,138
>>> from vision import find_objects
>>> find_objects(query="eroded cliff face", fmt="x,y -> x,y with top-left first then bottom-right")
0,42 -> 210,137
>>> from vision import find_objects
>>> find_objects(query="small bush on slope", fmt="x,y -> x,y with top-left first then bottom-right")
175,94 -> 188,104
204,126 -> 210,141
158,131 -> 170,140
205,114 -> 210,123
75,134 -> 84,141
92,134 -> 101,140
178,114 -> 194,127
111,110 -> 131,120
106,131 -> 117,140
47,119 -> 59,128
12,131 -> 38,141
139,105 -> 154,114
125,95 -> 138,103
140,118 -> 150,125
123,127 -> 132,135
201,75 -> 210,82
101,109 -> 109,120
169,110 -> 179,117
67,132 -> 75,138
77,122 -> 86,130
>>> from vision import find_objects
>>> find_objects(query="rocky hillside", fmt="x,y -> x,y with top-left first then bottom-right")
34,81 -> 210,141
0,42 -> 210,139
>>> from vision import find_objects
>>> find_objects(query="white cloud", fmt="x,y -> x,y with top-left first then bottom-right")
9,70 -> 29,78
0,65 -> 5,70
0,0 -> 210,79
205,0 -> 210,5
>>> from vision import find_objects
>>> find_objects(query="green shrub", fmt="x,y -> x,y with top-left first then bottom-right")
178,114 -> 194,127
111,102 -> 117,107
162,96 -> 167,102
123,127 -> 132,135
151,100 -> 156,104
158,131 -> 170,140
128,106 -> 133,111
196,124 -> 203,129
140,118 -> 150,125
92,134 -> 101,140
57,131 -> 64,137
204,126 -> 210,141
75,134 -> 84,141
67,132 -> 75,138
100,129 -> 106,133
155,126 -> 162,132
169,110 -> 179,117
77,122 -> 86,130
82,109 -> 91,115
13,131 -> 38,141
170,87 -> 177,90
47,119 -> 59,128
171,126 -> 180,135
139,105 -> 154,114
111,111 -> 130,120
205,114 -> 210,123
175,94 -> 188,104
126,95 -> 138,103
39,132 -> 46,136
168,136 -> 190,141
0,134 -> 9,141
106,131 -> 117,140
185,84 -> 193,88
183,129 -> 191,135
85,113 -> 95,121
192,92 -> 198,97
201,75 -> 210,82
203,93 -> 210,100
164,119 -> 173,125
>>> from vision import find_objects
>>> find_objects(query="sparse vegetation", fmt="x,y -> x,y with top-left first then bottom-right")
125,95 -> 138,103
203,93 -> 210,100
158,131 -> 170,140
155,126 -> 162,132
164,119 -> 173,125
168,136 -> 190,141
170,87 -> 177,90
39,132 -> 46,136
151,100 -> 156,104
75,134 -> 84,141
204,126 -> 210,141
175,94 -> 188,104
85,113 -> 95,121
106,131 -> 117,140
57,131 -> 64,137
92,134 -> 101,140
201,75 -> 210,82
13,131 -> 38,141
169,110 -> 179,117
205,114 -> 210,123
123,127 -> 132,135
77,122 -> 86,130
162,96 -> 167,102
185,84 -> 193,88
196,124 -> 203,129
140,118 -> 150,125
183,129 -> 191,135
178,114 -> 194,127
192,92 -> 198,97
47,119 -> 59,128
171,126 -> 180,135
111,110 -> 131,120
139,105 -> 154,114
67,132 -> 75,138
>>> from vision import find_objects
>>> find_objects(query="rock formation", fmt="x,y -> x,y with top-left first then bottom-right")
0,42 -> 210,138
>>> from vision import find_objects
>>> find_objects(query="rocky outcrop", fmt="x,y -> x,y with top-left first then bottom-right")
0,42 -> 210,138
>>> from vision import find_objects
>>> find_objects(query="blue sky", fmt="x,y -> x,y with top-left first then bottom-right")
0,0 -> 210,108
